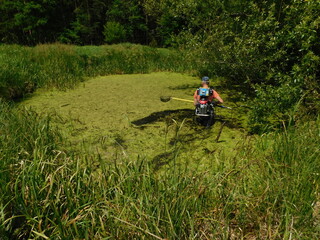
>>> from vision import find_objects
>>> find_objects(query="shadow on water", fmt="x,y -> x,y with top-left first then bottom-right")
131,109 -> 194,126
133,108 -> 245,170
152,151 -> 174,170
132,109 -> 243,129
151,119 -> 244,170
215,115 -> 243,129
152,127 -> 215,170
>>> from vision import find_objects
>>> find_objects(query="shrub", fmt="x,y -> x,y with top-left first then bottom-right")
103,21 -> 127,44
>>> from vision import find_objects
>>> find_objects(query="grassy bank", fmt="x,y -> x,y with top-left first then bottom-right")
0,44 -> 194,100
0,100 -> 319,239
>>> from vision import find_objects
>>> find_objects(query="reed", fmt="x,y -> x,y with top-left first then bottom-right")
0,44 -> 194,100
0,101 -> 319,239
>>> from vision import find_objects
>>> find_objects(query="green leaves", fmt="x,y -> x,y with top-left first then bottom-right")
103,21 -> 127,44
173,0 -> 320,133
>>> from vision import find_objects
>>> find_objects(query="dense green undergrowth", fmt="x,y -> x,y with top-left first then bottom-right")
0,44 -> 194,100
0,101 -> 319,239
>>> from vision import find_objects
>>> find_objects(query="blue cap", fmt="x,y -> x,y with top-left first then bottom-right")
202,76 -> 210,82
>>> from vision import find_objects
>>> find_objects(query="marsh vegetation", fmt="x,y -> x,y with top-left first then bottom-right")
0,0 -> 319,238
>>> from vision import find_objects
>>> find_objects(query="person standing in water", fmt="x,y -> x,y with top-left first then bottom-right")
193,76 -> 224,106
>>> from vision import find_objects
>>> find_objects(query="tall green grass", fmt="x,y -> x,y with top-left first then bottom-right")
0,101 -> 319,239
0,44 -> 194,100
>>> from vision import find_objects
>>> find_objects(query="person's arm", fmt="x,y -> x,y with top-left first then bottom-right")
213,90 -> 224,103
193,90 -> 199,106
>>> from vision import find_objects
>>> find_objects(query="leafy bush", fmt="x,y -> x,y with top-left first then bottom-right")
103,21 -> 127,44
176,1 -> 320,132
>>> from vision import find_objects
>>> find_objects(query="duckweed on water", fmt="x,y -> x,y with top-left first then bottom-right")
22,72 -> 247,167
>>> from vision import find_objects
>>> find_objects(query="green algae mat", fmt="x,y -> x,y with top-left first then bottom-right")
22,72 -> 247,167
